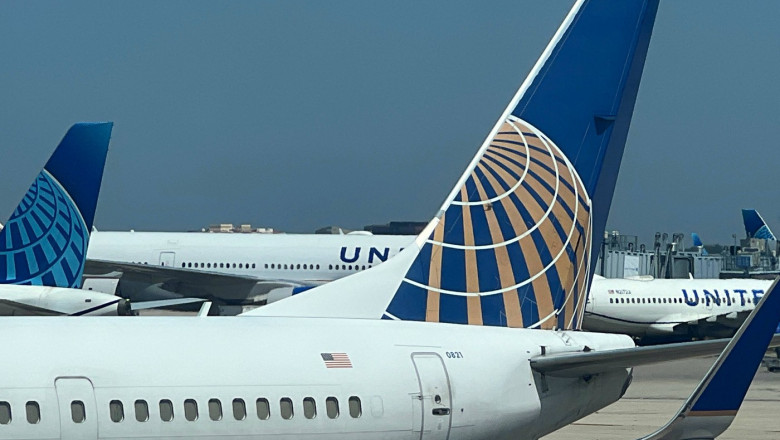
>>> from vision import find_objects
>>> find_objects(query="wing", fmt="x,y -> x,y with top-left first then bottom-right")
0,299 -> 64,316
85,259 -> 308,308
671,309 -> 752,337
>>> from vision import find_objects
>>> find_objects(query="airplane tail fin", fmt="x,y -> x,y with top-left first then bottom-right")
637,276 -> 780,440
742,209 -> 775,240
245,0 -> 659,330
691,233 -> 708,255
0,123 -> 113,288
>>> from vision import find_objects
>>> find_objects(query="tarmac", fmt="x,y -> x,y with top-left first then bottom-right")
543,355 -> 780,440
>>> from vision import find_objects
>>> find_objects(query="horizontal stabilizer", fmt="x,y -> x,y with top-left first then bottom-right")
530,334 -> 780,378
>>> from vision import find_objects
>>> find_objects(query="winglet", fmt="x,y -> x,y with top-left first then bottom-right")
0,122 -> 113,288
637,276 -> 780,440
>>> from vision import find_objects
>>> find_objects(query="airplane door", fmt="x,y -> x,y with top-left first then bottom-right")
159,251 -> 175,267
412,353 -> 452,440
54,377 -> 98,440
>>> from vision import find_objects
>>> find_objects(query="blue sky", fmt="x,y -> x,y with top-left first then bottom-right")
0,1 -> 778,246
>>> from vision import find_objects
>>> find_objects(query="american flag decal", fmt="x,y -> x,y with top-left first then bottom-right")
321,352 -> 352,368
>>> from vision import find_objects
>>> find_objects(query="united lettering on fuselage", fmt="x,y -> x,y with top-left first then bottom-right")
339,247 -> 404,264
681,288 -> 764,307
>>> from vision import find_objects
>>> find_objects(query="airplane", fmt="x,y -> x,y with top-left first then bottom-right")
0,123 -> 200,316
583,275 -> 774,344
2,2 -> 774,439
742,208 -> 776,240
83,230 -> 411,314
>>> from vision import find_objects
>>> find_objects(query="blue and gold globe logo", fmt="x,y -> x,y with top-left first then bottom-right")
387,117 -> 592,329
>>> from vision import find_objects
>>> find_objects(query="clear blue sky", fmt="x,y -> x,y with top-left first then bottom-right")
0,1 -> 778,246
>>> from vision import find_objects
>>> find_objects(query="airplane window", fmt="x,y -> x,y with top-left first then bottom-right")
329,265 -> 333,270
256,398 -> 270,420
342,265 -> 346,270
26,401 -> 40,424
109,400 -> 124,423
348,265 -> 353,270
219,263 -> 224,268
252,264 -> 256,269
181,263 -> 186,268
200,263 -> 205,268
280,398 -> 294,420
0,401 -> 11,424
184,399 -> 198,421
289,264 -> 294,270
706,298 -> 710,306
303,397 -> 316,419
609,299 -> 613,304
284,264 -> 288,270
135,400 -> 149,422
207,263 -> 212,268
232,263 -> 236,268
362,265 -> 366,270
232,399 -> 246,421
297,264 -> 301,270
316,264 -> 320,270
159,400 -> 174,422
326,397 -> 339,419
240,264 -> 244,269
71,400 -> 86,423
348,396 -> 361,418
271,264 -> 275,269
208,399 -> 222,421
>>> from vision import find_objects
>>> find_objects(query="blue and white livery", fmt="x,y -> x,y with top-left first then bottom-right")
742,208 -> 775,240
0,123 -> 112,288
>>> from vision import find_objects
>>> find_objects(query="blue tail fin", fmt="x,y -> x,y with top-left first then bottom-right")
245,1 -> 659,329
384,0 -> 659,329
0,122 -> 113,288
742,209 -> 775,240
691,233 -> 707,255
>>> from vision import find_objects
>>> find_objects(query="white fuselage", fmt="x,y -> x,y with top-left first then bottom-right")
87,231 -> 413,283
0,285 -> 125,316
583,277 -> 770,341
0,317 -> 633,440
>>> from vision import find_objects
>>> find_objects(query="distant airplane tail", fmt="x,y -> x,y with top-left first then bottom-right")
245,0 -> 660,330
0,123 -> 113,288
691,233 -> 708,255
742,209 -> 775,240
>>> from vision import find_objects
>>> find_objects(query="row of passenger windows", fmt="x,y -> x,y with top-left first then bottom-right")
265,263 -> 322,270
0,397 -> 362,426
174,262 -> 377,272
0,401 -> 40,425
182,262 -> 258,269
109,396 -> 361,423
609,297 -> 754,305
